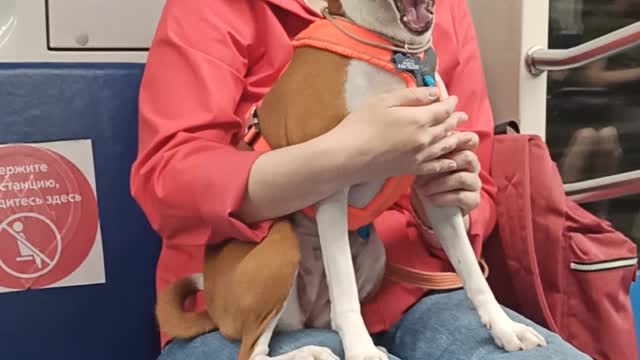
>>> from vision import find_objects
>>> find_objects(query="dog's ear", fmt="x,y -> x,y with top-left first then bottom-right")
327,0 -> 345,15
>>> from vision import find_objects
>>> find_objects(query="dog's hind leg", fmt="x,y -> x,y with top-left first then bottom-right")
315,188 -> 388,360
423,204 -> 547,352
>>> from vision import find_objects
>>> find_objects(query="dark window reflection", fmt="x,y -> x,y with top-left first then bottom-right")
546,0 -> 640,253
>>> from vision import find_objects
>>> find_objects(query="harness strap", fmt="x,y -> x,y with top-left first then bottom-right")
386,259 -> 488,290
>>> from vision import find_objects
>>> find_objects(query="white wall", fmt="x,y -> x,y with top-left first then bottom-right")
466,0 -> 550,139
0,0 -> 165,63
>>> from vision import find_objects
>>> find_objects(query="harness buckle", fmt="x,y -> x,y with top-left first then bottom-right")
243,106 -> 262,147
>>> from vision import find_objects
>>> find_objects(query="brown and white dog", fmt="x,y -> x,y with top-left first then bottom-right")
155,1 -> 547,359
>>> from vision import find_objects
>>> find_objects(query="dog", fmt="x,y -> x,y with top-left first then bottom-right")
155,1 -> 547,359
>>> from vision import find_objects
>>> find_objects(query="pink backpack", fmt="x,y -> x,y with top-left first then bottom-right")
484,128 -> 638,360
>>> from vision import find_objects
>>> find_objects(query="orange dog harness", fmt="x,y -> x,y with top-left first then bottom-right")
245,17 -> 447,235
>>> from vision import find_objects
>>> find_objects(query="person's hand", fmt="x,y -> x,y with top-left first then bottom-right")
409,133 -> 482,231
323,87 -> 475,184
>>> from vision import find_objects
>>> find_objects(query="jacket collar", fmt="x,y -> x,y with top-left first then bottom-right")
265,0 -> 321,22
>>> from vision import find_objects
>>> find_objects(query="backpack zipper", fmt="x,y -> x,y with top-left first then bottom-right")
570,257 -> 638,272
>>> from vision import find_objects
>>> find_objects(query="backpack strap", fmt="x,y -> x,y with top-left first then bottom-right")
491,134 -> 559,332
494,120 -> 520,135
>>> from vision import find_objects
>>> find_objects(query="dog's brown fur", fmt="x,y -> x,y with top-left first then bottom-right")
258,47 -> 350,147
156,220 -> 300,360
327,0 -> 344,15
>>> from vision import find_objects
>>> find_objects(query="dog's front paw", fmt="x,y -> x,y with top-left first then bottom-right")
480,308 -> 547,352
333,313 -> 388,360
490,321 -> 547,352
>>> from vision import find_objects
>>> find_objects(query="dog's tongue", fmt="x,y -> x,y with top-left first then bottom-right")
402,0 -> 431,30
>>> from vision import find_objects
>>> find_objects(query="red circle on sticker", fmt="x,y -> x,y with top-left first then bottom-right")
0,144 -> 99,290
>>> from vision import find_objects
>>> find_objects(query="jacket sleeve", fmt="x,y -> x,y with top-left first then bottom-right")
404,0 -> 497,259
130,0 -> 272,246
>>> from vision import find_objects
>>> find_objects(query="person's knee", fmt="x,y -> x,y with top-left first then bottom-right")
399,290 -> 472,329
270,329 -> 344,358
388,291 -> 592,360
573,127 -> 598,140
597,126 -> 622,154
157,332 -> 239,360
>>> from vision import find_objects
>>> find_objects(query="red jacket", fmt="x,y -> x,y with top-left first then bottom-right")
130,0 -> 497,346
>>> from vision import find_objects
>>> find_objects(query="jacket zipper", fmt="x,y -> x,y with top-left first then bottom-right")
570,257 -> 638,272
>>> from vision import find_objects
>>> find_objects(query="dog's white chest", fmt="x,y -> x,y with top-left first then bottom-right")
344,58 -> 449,114
344,60 -> 406,113
342,60 -> 406,208
342,59 -> 447,208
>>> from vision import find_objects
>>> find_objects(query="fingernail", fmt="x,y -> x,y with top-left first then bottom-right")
446,161 -> 457,170
427,88 -> 439,99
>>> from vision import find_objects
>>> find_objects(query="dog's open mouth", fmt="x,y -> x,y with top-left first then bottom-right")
394,0 -> 435,35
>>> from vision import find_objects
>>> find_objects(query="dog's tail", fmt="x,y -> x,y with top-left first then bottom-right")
155,273 -> 216,339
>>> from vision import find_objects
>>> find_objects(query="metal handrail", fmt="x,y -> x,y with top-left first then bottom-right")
564,170 -> 640,204
526,21 -> 640,75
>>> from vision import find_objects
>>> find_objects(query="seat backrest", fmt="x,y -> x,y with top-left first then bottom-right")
0,63 -> 161,360
632,272 -> 640,353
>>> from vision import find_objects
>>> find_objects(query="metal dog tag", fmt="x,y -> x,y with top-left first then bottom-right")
392,53 -> 422,72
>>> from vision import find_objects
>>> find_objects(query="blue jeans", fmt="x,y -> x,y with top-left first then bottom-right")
158,290 -> 591,360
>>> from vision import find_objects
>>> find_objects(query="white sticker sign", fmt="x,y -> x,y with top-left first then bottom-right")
0,140 -> 105,293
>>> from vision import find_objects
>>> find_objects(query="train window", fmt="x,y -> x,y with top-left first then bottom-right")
546,0 -> 640,253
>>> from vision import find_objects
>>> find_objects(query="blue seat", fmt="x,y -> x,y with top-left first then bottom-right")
632,272 -> 640,354
0,63 -> 161,360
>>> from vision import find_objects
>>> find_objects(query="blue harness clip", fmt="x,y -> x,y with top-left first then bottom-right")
422,74 -> 436,87
356,224 -> 372,241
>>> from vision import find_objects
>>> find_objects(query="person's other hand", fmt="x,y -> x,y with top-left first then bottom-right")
325,87 -> 475,184
409,133 -> 481,230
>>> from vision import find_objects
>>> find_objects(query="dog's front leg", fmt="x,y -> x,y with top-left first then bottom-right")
423,204 -> 547,352
315,188 -> 388,360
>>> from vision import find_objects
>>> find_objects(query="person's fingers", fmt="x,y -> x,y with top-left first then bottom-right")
379,86 -> 441,107
442,149 -> 480,173
418,171 -> 482,197
428,190 -> 481,214
416,131 -> 475,170
415,158 -> 459,177
419,112 -> 469,146
394,96 -> 460,129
